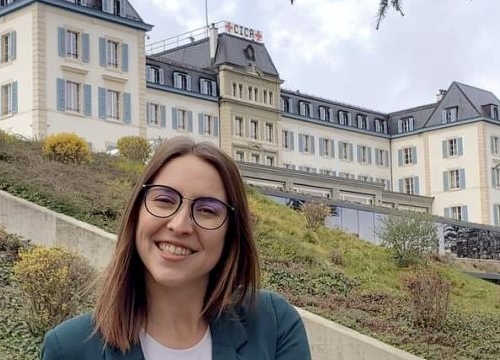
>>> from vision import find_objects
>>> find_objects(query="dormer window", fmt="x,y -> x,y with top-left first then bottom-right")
102,0 -> 125,16
338,110 -> 351,126
356,114 -> 368,129
281,97 -> 292,113
299,101 -> 311,117
442,106 -> 458,123
200,78 -> 217,96
492,105 -> 499,120
243,45 -> 255,61
375,119 -> 387,133
173,72 -> 191,91
319,106 -> 331,121
146,65 -> 164,84
398,116 -> 414,133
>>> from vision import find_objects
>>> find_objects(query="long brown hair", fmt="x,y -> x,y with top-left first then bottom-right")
93,136 -> 260,352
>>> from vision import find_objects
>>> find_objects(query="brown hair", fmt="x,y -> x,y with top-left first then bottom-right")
93,136 -> 260,352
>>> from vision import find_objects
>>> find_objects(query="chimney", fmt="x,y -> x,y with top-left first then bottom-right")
209,23 -> 218,63
436,89 -> 447,102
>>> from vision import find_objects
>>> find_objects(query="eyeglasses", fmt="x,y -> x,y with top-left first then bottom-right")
142,184 -> 234,230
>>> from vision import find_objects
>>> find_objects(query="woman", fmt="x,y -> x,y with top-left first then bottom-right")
41,135 -> 311,359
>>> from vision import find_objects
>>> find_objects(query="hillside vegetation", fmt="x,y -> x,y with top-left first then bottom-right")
1,131 -> 500,360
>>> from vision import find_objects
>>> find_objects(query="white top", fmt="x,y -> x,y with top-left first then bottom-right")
139,328 -> 212,360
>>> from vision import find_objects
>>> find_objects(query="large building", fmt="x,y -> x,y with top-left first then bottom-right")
1,0 -> 500,229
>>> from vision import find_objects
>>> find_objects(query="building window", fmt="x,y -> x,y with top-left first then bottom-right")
299,101 -> 311,117
250,120 -> 258,140
301,166 -> 316,174
235,151 -> 244,162
177,109 -> 187,130
375,149 -> 388,167
106,89 -> 119,119
492,105 -> 499,120
358,145 -> 371,164
0,0 -> 15,6
338,110 -> 350,126
65,30 -> 79,59
253,87 -> 258,101
234,116 -> 243,137
402,177 -> 417,195
449,169 -> 460,190
282,130 -> 294,150
251,153 -> 260,164
65,81 -> 80,112
451,206 -> 463,221
319,138 -> 332,157
319,169 -> 334,176
319,106 -> 331,121
146,66 -> 163,84
203,114 -> 214,135
269,91 -> 274,106
339,142 -> 353,161
173,72 -> 191,91
265,123 -> 273,142
106,40 -> 119,68
399,147 -> 417,166
263,90 -> 268,104
357,114 -> 368,129
494,204 -> 500,225
232,82 -> 237,97
200,78 -> 216,96
442,107 -> 458,123
492,167 -> 500,188
282,97 -> 291,113
375,119 -> 387,133
491,136 -> 500,156
265,155 -> 274,166
398,116 -> 414,133
448,138 -> 458,157
1,83 -> 12,116
404,147 -> 413,165
147,103 -> 160,126
299,134 -> 314,154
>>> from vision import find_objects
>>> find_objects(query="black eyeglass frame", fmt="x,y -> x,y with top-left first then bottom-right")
141,184 -> 235,230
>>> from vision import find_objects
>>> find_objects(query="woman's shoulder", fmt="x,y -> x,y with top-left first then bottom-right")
41,312 -> 103,359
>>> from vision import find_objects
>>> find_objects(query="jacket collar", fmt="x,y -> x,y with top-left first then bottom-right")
211,309 -> 251,360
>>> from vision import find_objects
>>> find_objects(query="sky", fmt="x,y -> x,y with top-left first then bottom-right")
130,0 -> 500,113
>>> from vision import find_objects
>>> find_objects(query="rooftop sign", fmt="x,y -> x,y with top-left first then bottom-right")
224,21 -> 263,42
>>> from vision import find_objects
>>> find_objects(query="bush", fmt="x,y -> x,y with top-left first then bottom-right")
116,136 -> 151,162
42,133 -> 91,165
374,211 -> 438,267
12,246 -> 96,336
301,200 -> 331,231
404,268 -> 451,329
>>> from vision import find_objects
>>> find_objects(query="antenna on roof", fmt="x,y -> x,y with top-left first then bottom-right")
205,0 -> 209,34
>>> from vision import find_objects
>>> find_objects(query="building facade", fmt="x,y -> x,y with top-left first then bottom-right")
1,1 -> 500,229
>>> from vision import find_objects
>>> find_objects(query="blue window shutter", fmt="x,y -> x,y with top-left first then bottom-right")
289,98 -> 293,114
99,37 -> 106,67
171,108 -> 178,129
348,144 -> 353,161
121,43 -> 129,72
187,111 -> 193,131
491,136 -> 496,153
375,149 -> 380,166
443,171 -> 449,191
458,138 -> 463,156
98,87 -> 106,119
9,31 -> 16,60
398,178 -> 403,192
82,33 -> 90,63
319,137 -> 324,156
397,120 -> 402,133
442,140 -> 448,158
460,168 -> 466,189
409,117 -> 414,130
119,0 -> 126,17
146,103 -> 150,124
298,134 -> 303,152
11,81 -> 17,114
384,150 -> 389,167
310,136 -> 315,154
412,147 -> 417,164
173,73 -> 180,88
290,131 -> 294,150
159,105 -> 166,127
186,75 -> 192,91
492,168 -> 497,187
330,140 -> 335,158
462,206 -> 468,221
102,0 -> 110,12
214,116 -> 219,136
83,84 -> 91,116
494,205 -> 499,226
347,113 -> 352,126
58,27 -> 65,57
398,149 -> 403,166
123,92 -> 131,123
57,78 -> 65,111
198,113 -> 204,133
211,81 -> 217,96
414,176 -> 420,195
357,145 -> 361,163
444,207 -> 450,218
442,110 -> 447,123
159,68 -> 165,85
367,147 -> 372,164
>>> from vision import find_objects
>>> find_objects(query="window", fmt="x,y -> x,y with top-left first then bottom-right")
234,116 -> 243,137
281,97 -> 291,113
102,0 -> 125,16
1,83 -> 11,116
442,107 -> 458,123
253,87 -> 258,101
59,28 -> 88,62
173,72 -> 191,91
443,138 -> 463,157
494,204 -> 500,226
339,142 -> 353,161
319,106 -> 331,121
251,153 -> 260,164
357,145 -> 371,164
265,123 -> 273,142
65,30 -> 79,59
446,205 -> 468,221
147,103 -> 160,126
399,176 -> 419,195
269,91 -> 274,106
492,105 -> 499,120
282,130 -> 294,150
398,147 -> 417,166
356,114 -> 368,129
265,155 -> 274,166
250,120 -> 258,140
375,149 -> 389,167
338,110 -> 350,126
263,90 -> 268,104
443,169 -> 466,191
492,167 -> 500,188
106,40 -> 119,68
202,114 -> 215,135
0,0 -> 15,6
146,65 -> 164,84
199,78 -> 216,96
319,138 -> 333,157
106,89 -> 119,119
235,151 -> 244,162
398,116 -> 414,133
99,37 -> 127,70
299,101 -> 311,117
232,82 -> 237,97
247,86 -> 253,101
65,81 -> 80,112
0,31 -> 15,64
299,134 -> 314,154
375,119 -> 387,133
491,136 -> 500,156
177,109 -> 187,130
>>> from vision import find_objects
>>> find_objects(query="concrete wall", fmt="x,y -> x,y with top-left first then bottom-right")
0,190 -> 423,360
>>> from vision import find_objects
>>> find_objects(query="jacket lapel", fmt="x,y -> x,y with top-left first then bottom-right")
211,310 -> 252,360
104,343 -> 144,360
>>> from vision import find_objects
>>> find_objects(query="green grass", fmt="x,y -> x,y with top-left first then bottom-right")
1,130 -> 500,359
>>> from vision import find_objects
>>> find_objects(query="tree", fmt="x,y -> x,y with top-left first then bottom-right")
374,210 -> 438,267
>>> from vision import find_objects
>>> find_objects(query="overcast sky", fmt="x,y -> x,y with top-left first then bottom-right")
130,0 -> 500,113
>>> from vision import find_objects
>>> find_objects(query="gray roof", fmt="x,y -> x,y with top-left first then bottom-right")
456,82 -> 500,109
388,104 -> 435,134
154,33 -> 279,76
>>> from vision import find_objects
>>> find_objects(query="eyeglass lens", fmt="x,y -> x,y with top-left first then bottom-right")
144,185 -> 229,229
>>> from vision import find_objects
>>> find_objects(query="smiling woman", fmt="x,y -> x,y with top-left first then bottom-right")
41,135 -> 311,360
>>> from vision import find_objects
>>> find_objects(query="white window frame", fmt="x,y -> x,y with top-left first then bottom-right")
491,136 -> 500,156
338,110 -> 349,125
177,109 -> 187,130
282,130 -> 291,149
404,177 -> 415,195
321,138 -> 331,157
106,89 -> 120,119
1,83 -> 12,116
146,66 -> 160,83
403,147 -> 414,165
451,206 -> 462,221
65,80 -> 80,112
234,116 -> 243,137
265,123 -> 273,142
203,114 -> 214,135
106,39 -> 119,68
360,145 -> 369,163
147,103 -> 160,126
265,155 -> 274,166
448,138 -> 458,157
449,169 -> 461,190
235,151 -> 245,162
250,120 -> 258,140
66,29 -> 79,59
340,142 -> 350,161
251,153 -> 260,164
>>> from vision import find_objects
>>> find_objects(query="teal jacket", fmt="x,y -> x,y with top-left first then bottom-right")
41,290 -> 311,360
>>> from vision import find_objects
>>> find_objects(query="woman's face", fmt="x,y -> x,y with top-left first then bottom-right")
135,154 -> 229,292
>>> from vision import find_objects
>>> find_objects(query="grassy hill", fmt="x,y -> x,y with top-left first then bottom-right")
1,131 -> 500,359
